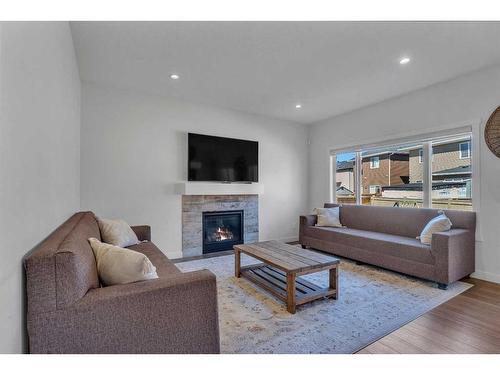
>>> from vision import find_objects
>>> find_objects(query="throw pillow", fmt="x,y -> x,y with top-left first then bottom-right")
97,217 -> 140,247
419,213 -> 452,245
314,207 -> 343,228
88,237 -> 158,286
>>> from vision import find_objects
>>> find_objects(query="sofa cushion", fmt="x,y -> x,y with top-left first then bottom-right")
419,213 -> 452,244
89,238 -> 158,286
314,207 -> 342,227
306,226 -> 434,265
127,241 -> 181,277
98,217 -> 140,247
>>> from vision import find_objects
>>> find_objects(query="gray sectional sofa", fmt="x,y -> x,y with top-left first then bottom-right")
24,211 -> 220,354
300,204 -> 476,289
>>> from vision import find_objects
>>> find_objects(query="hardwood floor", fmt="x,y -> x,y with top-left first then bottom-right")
357,277 -> 500,354
174,248 -> 500,354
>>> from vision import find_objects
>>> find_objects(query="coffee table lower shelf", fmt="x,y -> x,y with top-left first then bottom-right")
240,263 -> 337,313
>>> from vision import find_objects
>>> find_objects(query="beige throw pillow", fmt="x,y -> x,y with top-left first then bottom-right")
97,217 -> 140,247
314,207 -> 343,228
88,237 -> 158,286
419,213 -> 452,245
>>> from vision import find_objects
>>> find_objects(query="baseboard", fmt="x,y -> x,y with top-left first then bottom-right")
471,270 -> 500,284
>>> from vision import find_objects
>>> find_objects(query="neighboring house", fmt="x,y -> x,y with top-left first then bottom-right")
382,138 -> 472,200
336,184 -> 354,196
382,181 -> 469,200
336,138 -> 471,200
432,165 -> 471,182
408,139 -> 471,183
361,152 -> 409,195
336,160 -> 355,193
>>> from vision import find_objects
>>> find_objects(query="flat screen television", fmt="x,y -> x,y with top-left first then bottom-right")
188,133 -> 258,182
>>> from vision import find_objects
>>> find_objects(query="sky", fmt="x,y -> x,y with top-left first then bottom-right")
336,152 -> 356,162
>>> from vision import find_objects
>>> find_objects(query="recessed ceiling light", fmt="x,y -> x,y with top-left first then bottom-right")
295,103 -> 302,109
399,57 -> 411,65
170,73 -> 180,80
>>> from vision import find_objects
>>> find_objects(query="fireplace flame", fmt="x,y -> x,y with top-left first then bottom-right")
215,226 -> 234,241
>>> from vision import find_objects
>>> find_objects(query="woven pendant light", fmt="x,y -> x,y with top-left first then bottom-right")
485,106 -> 500,158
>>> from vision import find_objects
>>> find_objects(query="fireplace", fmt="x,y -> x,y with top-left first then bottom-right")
202,210 -> 244,254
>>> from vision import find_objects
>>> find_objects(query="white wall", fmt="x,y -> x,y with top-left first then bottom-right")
0,22 -> 81,353
81,83 -> 309,259
308,64 -> 500,283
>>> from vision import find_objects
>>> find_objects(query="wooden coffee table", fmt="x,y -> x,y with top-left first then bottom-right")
234,240 -> 339,314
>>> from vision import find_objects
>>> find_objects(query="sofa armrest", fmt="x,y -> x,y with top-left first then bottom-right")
300,214 -> 317,227
431,229 -> 475,284
30,270 -> 220,353
299,215 -> 317,244
131,225 -> 151,241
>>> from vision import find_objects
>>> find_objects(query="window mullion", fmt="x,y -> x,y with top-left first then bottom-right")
330,154 -> 336,203
355,151 -> 362,205
422,141 -> 432,208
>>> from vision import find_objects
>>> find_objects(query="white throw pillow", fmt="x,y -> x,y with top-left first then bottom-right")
97,217 -> 140,247
314,207 -> 343,228
88,237 -> 158,286
419,213 -> 452,245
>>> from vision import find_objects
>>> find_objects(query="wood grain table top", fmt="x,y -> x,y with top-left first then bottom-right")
234,240 -> 339,274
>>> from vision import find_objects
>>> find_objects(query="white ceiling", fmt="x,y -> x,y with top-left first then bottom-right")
70,21 -> 500,124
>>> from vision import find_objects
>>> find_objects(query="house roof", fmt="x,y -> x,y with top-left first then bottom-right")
336,186 -> 354,195
336,160 -> 354,171
433,165 -> 471,175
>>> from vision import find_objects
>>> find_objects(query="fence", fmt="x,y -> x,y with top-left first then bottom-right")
336,195 -> 472,211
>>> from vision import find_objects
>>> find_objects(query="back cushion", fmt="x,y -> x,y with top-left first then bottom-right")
55,212 -> 101,309
338,205 -> 475,238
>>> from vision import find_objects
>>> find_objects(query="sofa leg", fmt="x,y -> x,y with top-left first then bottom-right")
301,244 -> 307,249
437,283 -> 448,290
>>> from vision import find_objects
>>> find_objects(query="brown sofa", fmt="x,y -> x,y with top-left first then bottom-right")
24,211 -> 220,354
300,204 -> 476,289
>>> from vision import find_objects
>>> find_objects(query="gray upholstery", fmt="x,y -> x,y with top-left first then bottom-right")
127,241 -> 182,277
305,226 -> 435,264
300,204 -> 476,285
24,212 -> 220,354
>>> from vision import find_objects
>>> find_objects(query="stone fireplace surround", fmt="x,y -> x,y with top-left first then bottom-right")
182,195 -> 258,257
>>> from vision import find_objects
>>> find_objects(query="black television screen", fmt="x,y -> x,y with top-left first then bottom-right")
188,133 -> 258,182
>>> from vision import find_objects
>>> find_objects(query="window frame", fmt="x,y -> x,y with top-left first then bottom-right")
330,128 -> 475,211
369,185 -> 381,195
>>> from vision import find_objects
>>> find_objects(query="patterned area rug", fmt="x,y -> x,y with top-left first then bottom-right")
177,253 -> 471,354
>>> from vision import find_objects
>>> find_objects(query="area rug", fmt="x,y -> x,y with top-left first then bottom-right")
176,253 -> 472,354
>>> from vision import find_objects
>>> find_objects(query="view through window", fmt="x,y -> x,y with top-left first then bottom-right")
431,136 -> 472,211
332,132 -> 473,211
335,152 -> 356,204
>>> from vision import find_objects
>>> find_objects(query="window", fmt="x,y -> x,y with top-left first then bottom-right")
370,156 -> 380,169
335,152 -> 356,204
361,147 -> 411,205
331,130 -> 473,211
432,136 -> 472,211
459,141 -> 470,159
